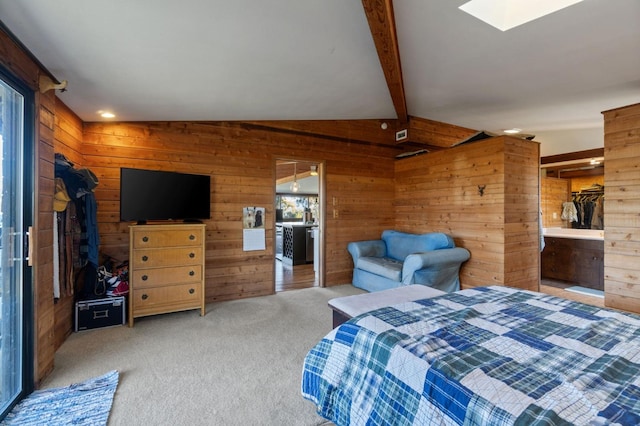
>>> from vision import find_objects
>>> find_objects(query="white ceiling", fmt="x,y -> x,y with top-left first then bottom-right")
276,175 -> 319,195
1,0 -> 639,156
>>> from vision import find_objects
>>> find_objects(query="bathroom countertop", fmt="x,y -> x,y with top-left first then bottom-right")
543,228 -> 604,241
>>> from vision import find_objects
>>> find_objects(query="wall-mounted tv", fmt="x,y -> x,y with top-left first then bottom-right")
120,167 -> 211,223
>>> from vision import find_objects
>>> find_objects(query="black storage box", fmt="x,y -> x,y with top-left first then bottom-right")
75,296 -> 126,331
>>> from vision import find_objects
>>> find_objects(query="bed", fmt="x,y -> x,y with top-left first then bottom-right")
301,286 -> 640,425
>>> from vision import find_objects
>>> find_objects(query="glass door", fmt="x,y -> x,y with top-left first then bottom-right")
0,69 -> 34,418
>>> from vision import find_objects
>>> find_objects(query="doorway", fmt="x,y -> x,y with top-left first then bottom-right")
274,159 -> 322,292
0,68 -> 35,418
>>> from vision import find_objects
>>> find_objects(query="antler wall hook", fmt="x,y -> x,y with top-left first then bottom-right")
39,75 -> 68,93
478,185 -> 486,196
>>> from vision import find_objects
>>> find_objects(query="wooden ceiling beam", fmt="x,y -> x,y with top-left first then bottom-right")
540,148 -> 604,165
362,0 -> 408,123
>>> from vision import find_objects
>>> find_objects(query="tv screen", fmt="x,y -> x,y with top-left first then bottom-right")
120,168 -> 211,223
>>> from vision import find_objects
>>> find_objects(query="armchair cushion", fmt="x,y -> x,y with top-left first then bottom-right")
356,257 -> 402,281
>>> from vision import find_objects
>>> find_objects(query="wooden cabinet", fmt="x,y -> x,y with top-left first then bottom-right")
541,236 -> 604,290
128,224 -> 206,326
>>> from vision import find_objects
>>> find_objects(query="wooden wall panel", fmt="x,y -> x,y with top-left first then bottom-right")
82,120 -> 398,302
0,30 -> 40,90
570,175 -> 604,193
603,102 -> 640,313
541,177 -> 570,228
406,116 -> 478,149
52,98 -> 85,349
503,138 -> 540,290
35,98 -> 56,382
395,136 -> 540,290
243,119 -> 398,146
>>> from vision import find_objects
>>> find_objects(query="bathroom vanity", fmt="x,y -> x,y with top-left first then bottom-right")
541,228 -> 604,290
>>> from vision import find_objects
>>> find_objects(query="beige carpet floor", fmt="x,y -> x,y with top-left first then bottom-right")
42,284 -> 364,426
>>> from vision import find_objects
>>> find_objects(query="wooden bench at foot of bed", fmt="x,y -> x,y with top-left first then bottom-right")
328,285 -> 446,328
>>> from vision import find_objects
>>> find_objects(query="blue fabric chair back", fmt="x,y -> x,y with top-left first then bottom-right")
381,230 -> 454,261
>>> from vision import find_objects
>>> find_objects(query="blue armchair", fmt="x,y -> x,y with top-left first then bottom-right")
347,230 -> 470,293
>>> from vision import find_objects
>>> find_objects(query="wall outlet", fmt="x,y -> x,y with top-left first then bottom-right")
552,212 -> 557,219
333,209 -> 339,219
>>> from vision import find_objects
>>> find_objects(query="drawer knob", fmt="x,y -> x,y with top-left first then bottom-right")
189,252 -> 195,258
141,294 -> 149,300
189,288 -> 195,294
189,234 -> 195,240
189,270 -> 195,276
142,236 -> 149,242
142,255 -> 148,262
142,275 -> 148,281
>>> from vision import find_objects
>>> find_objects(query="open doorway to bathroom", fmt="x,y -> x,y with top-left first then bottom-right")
274,159 -> 323,292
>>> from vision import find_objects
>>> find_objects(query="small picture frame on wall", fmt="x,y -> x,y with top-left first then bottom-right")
395,129 -> 408,141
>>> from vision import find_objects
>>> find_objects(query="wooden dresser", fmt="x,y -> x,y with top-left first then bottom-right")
128,223 -> 206,326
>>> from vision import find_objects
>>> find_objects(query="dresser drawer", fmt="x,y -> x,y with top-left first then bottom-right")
132,228 -> 204,249
132,265 -> 202,288
131,247 -> 203,269
132,283 -> 202,316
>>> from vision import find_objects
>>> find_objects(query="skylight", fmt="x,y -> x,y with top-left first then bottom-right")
459,0 -> 584,31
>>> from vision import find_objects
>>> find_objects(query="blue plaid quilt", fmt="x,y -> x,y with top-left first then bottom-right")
302,286 -> 640,425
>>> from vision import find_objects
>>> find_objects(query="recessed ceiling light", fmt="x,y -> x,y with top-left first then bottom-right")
503,128 -> 521,134
99,111 -> 115,118
459,0 -> 584,31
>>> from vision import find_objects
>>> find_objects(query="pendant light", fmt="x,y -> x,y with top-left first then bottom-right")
290,163 -> 300,192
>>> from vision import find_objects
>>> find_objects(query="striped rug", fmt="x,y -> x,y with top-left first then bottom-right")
2,370 -> 119,426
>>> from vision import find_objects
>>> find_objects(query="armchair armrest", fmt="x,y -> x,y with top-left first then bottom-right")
401,247 -> 471,285
347,240 -> 386,264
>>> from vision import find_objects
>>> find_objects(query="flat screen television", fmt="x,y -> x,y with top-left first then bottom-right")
120,167 -> 211,223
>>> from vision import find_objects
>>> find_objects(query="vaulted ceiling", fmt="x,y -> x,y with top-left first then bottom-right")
1,0 -> 639,155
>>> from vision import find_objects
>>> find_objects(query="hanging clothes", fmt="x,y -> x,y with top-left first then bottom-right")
53,212 -> 60,300
54,153 -> 100,299
591,196 -> 604,230
561,201 -> 578,222
570,188 -> 604,230
539,210 -> 545,252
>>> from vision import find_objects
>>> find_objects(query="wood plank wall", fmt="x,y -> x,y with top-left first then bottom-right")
81,120 -> 399,302
52,99 -> 85,348
504,138 -> 540,290
1,28 -> 57,384
395,136 -> 540,290
541,177 -> 570,228
406,116 -> 478,148
570,175 -> 604,193
603,103 -> 640,314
